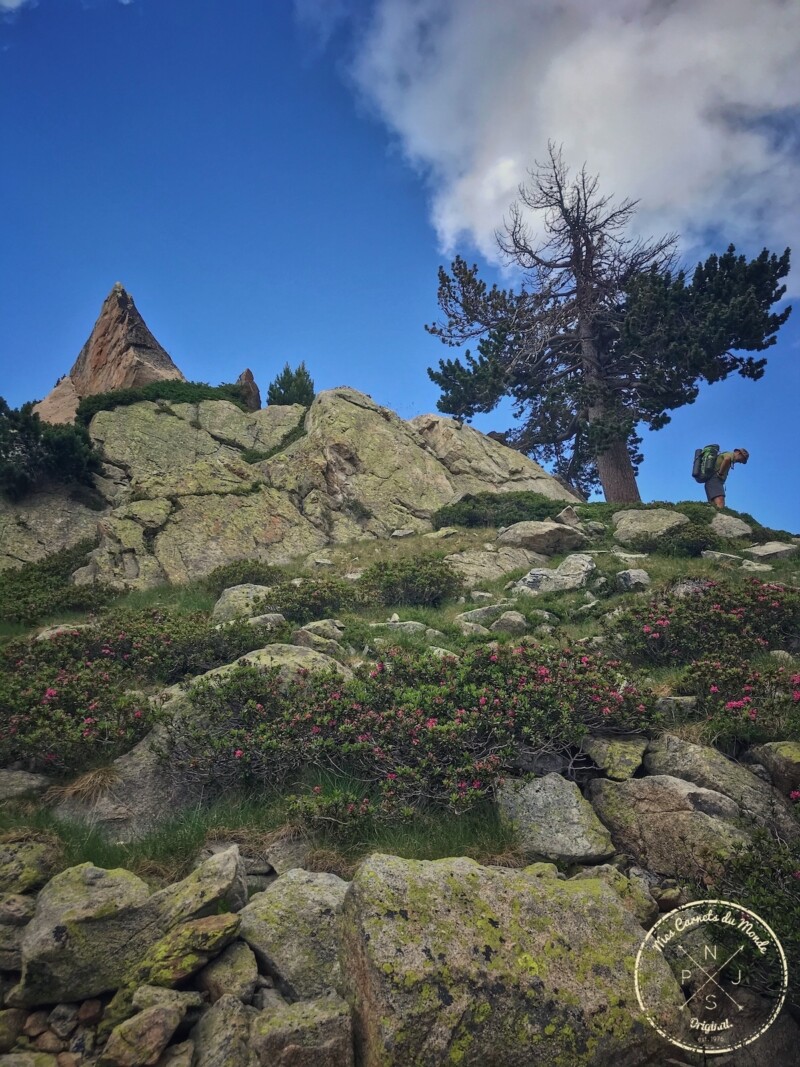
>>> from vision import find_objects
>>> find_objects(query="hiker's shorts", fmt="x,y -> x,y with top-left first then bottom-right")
705,475 -> 725,501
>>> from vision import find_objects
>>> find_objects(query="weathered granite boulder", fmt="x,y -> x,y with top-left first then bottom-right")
0,490 -> 107,573
11,848 -> 246,1006
512,554 -> 596,596
196,941 -> 259,1005
750,741 -> 800,794
211,584 -> 275,624
100,1003 -> 185,1067
0,841 -> 56,896
611,509 -> 689,545
570,865 -> 659,928
339,854 -> 680,1067
496,520 -> 588,555
444,546 -> 546,585
615,569 -> 650,593
587,775 -> 750,879
644,734 -> 800,841
190,994 -> 255,1067
710,513 -> 753,539
744,541 -> 798,561
249,995 -> 354,1067
497,775 -> 615,864
239,870 -> 347,999
489,610 -> 528,635
580,737 -> 648,781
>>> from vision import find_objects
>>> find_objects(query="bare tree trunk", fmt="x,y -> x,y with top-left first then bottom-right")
593,432 -> 641,503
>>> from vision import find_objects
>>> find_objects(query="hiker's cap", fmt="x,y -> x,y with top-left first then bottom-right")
736,448 -> 750,463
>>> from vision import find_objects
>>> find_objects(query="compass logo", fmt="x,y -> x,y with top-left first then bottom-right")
634,899 -> 789,1055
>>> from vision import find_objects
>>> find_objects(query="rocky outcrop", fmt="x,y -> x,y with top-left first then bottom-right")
236,369 -> 262,412
0,490 -> 109,573
612,509 -> 689,545
34,285 -> 185,425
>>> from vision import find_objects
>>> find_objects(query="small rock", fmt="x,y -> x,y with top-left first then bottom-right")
46,1006 -> 78,1041
0,841 -> 56,896
770,650 -> 794,662
469,591 -> 494,602
554,505 -> 582,528
23,1011 -> 50,1038
615,569 -> 650,592
0,895 -> 35,928
580,737 -> 647,781
76,1001 -> 103,1027
190,994 -> 252,1067
0,1009 -> 26,1053
744,541 -> 798,561
453,619 -> 491,637
56,1054 -> 80,1067
390,529 -> 415,539
489,611 -> 528,636
423,527 -> 458,539
700,550 -> 742,563
741,559 -> 774,572
154,1040 -> 194,1067
710,513 -> 752,539
585,521 -> 606,535
33,1032 -> 66,1054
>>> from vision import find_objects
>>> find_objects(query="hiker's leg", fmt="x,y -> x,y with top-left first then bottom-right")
711,495 -> 725,509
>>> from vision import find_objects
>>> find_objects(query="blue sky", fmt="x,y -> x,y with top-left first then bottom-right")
1,0 -> 798,531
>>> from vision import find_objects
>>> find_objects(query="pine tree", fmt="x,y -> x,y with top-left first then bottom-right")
266,362 -> 315,407
427,145 -> 791,502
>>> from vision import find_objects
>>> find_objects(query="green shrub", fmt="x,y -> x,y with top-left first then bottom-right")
431,491 -> 565,529
167,644 -> 660,813
202,559 -> 286,598
0,540 -> 116,625
609,578 -> 800,666
75,380 -> 249,426
0,398 -> 101,501
676,660 -> 800,747
253,577 -> 357,624
627,521 -> 724,558
357,557 -> 463,607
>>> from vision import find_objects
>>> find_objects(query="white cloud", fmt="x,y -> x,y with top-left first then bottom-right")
0,0 -> 36,12
321,0 -> 800,283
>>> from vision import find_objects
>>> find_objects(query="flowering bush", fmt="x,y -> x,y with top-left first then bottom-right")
167,644 -> 659,815
609,579 -> 800,665
678,661 -> 800,747
0,539 -> 116,625
357,557 -> 463,607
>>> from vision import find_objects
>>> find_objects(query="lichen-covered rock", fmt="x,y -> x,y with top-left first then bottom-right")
340,854 -> 679,1067
190,995 -> 255,1067
751,741 -> 800,794
0,490 -> 107,573
615,569 -> 650,593
489,611 -> 528,635
0,1054 -> 58,1067
570,866 -> 658,928
127,913 -> 240,989
580,738 -> 648,781
291,629 -> 347,661
445,547 -> 545,585
12,849 -> 246,1007
588,775 -> 750,879
743,541 -> 798,561
239,870 -> 347,999
611,509 -> 689,545
513,554 -> 596,596
196,941 -> 259,1005
496,520 -> 588,555
211,585 -> 274,624
0,841 -> 56,896
0,924 -> 25,971
497,775 -> 614,865
644,734 -> 799,841
0,773 -> 50,803
249,995 -> 353,1067
100,1004 -> 184,1067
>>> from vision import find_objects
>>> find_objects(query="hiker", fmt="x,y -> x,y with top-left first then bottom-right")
705,448 -> 749,509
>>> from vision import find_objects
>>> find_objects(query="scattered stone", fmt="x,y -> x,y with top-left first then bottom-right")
489,611 -> 528,635
710,513 -> 753,539
769,649 -> 794,662
497,774 -> 614,864
390,529 -> 415,539
76,1001 -> 103,1027
580,737 -> 648,781
453,619 -> 490,637
670,577 -> 713,598
264,835 -> 312,876
131,988 -> 203,1014
586,521 -> 606,535
744,541 -> 798,561
740,559 -> 774,572
554,505 -> 582,528
700,550 -> 742,563
750,741 -> 800,795
126,913 -> 241,991
512,553 -> 596,596
239,870 -> 347,1000
245,613 -> 286,630
249,995 -> 354,1067
32,1033 -> 65,1054
155,1040 -> 194,1067
291,629 -> 346,660
496,520 -> 588,555
452,600 -> 513,625
46,1007 -> 78,1041
423,527 -> 458,539
23,1012 -> 50,1038
615,569 -> 650,592
211,584 -> 274,624
469,590 -> 494,602
611,508 -> 689,545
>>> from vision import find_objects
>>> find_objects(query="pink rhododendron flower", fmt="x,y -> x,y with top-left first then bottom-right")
234,749 -> 244,759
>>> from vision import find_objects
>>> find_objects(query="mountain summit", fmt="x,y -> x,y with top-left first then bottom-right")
34,284 -> 186,424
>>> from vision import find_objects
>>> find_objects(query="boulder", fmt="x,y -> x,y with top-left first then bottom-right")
700,550 -> 743,563
512,553 -> 596,596
211,585 -> 274,624
580,737 -> 648,781
750,741 -> 800,794
489,611 -> 528,635
452,601 -> 514,625
710,513 -> 753,539
644,734 -> 799,841
12,849 -> 246,1006
570,865 -> 658,928
615,569 -> 650,593
238,870 -> 347,999
339,854 -> 679,1067
496,520 -> 588,555
0,489 -> 107,574
196,941 -> 259,1005
611,509 -> 689,545
0,841 -> 56,896
124,913 -> 241,990
587,775 -> 750,878
291,629 -> 347,661
249,995 -> 353,1067
190,995 -> 255,1067
740,559 -> 773,572
0,772 -> 48,803
553,506 -> 582,528
0,1009 -> 26,1053
497,775 -> 614,864
444,546 -> 545,585
744,541 -> 798,561
100,1004 -> 185,1067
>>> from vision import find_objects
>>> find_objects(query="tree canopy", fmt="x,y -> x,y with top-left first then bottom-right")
266,362 -> 315,407
0,398 -> 100,501
426,145 -> 791,501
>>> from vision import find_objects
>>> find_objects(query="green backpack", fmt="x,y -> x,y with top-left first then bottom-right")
692,444 -> 720,483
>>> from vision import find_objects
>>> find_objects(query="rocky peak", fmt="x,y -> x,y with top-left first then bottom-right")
33,285 -> 186,424
235,368 -> 261,412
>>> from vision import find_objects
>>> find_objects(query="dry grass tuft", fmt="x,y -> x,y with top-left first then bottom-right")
303,847 -> 359,880
482,847 -> 529,869
205,820 -> 308,860
43,765 -> 120,806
